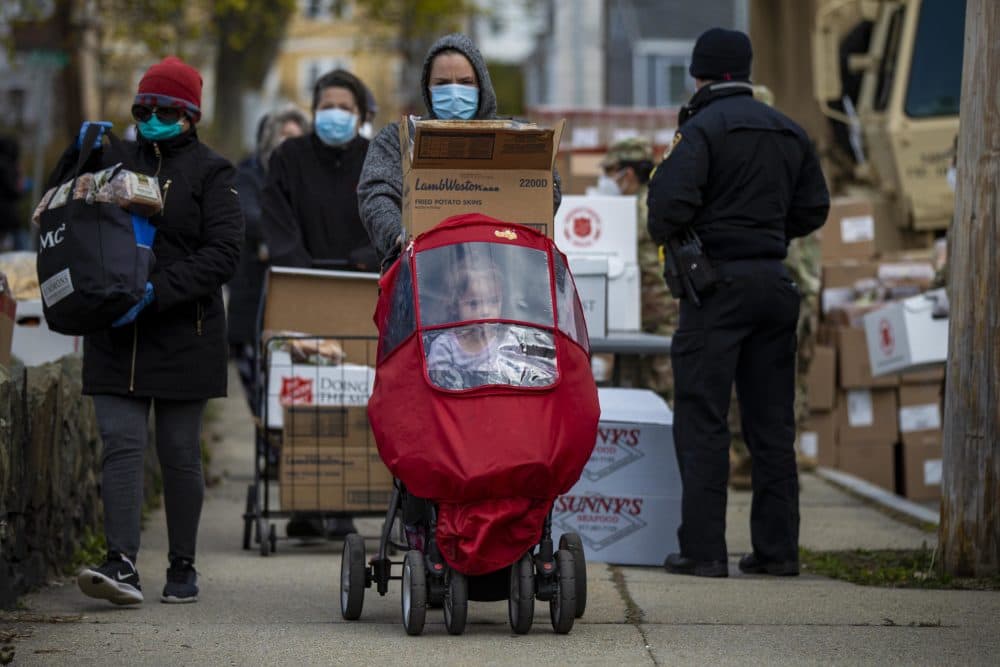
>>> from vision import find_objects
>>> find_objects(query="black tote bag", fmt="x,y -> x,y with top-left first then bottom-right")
35,125 -> 156,335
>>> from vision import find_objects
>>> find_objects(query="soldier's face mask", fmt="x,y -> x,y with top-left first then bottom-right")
595,173 -> 621,196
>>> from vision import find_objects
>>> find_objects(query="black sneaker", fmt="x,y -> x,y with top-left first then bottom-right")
78,552 -> 144,605
738,553 -> 800,576
663,552 -> 729,578
161,558 -> 199,603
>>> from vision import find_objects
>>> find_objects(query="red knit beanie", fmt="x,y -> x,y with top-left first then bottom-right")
136,56 -> 203,122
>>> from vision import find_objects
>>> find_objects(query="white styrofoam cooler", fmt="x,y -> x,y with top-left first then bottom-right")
863,288 -> 949,376
567,256 -> 608,339
11,299 -> 81,366
552,388 -> 681,565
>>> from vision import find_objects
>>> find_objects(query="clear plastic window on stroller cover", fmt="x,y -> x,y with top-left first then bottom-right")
415,241 -> 563,390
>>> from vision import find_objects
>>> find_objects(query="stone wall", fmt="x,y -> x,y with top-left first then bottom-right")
0,357 -> 160,608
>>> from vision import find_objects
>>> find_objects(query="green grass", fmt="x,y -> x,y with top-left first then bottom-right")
800,546 -> 1000,590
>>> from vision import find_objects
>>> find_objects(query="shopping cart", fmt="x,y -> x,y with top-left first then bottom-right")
241,266 -> 384,556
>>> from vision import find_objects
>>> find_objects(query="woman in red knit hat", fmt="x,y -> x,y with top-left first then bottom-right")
47,56 -> 244,606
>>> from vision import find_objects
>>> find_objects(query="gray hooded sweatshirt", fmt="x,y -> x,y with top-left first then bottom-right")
357,32 -> 562,262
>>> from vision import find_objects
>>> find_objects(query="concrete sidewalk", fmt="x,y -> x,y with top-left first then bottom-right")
10,369 -> 999,665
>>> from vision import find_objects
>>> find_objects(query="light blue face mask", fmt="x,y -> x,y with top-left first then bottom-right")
314,108 -> 358,146
430,84 -> 479,120
138,116 -> 183,141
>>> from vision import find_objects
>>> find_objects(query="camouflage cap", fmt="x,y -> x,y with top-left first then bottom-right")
601,136 -> 654,168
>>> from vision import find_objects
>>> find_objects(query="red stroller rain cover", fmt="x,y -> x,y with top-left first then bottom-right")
369,214 -> 600,575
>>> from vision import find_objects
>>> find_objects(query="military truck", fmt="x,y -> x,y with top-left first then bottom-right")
751,0 -> 965,250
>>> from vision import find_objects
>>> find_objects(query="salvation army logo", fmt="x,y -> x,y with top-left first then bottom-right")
878,318 -> 895,356
280,376 -> 314,405
582,427 -> 645,482
563,207 -> 602,248
552,494 -> 647,551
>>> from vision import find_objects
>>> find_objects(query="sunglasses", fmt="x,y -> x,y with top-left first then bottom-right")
131,105 -> 183,124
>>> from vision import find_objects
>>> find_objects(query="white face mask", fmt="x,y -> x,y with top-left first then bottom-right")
595,174 -> 621,196
359,121 -> 374,140
946,166 -> 957,192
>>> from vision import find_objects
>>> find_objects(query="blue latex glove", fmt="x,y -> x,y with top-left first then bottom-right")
76,121 -> 113,150
112,282 -> 155,327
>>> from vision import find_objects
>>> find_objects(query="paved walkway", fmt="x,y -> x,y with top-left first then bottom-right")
9,368 -> 998,665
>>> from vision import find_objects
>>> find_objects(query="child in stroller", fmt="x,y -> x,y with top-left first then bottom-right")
340,214 -> 599,636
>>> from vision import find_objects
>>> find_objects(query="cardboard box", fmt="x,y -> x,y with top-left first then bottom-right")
798,410 -> 837,468
606,259 -> 640,332
837,326 -> 898,389
897,383 -> 942,448
280,483 -> 394,512
837,387 -> 898,446
863,288 -> 949,376
0,276 -> 14,370
554,194 -> 638,264
899,441 -> 942,501
819,197 -> 876,262
806,345 -> 836,411
280,446 -> 392,487
838,443 -> 895,491
900,364 -> 945,384
267,350 -> 375,429
400,118 -> 564,238
10,299 -> 81,366
567,256 -> 608,338
283,405 -> 374,448
551,490 -> 680,566
583,388 -> 678,495
821,261 -> 877,315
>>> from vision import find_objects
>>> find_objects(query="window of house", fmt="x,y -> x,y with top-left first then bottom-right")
633,40 -> 696,108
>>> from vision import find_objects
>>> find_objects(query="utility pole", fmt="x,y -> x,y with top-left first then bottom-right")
940,0 -> 1000,578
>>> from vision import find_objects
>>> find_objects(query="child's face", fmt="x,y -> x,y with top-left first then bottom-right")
458,274 -> 502,320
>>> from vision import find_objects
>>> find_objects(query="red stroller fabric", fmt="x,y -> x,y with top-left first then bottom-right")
369,214 -> 599,575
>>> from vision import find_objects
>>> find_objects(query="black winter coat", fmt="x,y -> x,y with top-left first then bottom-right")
49,129 -> 244,399
647,82 -> 830,261
261,133 -> 375,269
227,156 -> 267,347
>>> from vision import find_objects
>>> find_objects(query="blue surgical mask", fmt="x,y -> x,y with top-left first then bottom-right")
430,84 -> 479,120
138,116 -> 183,141
314,108 -> 358,146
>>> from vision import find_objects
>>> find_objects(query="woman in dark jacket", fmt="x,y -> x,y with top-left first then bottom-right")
50,57 -> 243,606
227,106 -> 309,408
262,68 -> 375,270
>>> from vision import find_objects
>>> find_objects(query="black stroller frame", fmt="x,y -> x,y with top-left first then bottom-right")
340,478 -> 588,636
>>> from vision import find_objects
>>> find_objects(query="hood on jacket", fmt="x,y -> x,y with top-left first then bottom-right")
420,33 -> 497,120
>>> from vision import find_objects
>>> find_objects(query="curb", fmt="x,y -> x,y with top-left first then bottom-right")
815,467 -> 940,526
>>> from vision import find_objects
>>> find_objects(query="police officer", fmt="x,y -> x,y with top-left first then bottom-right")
648,28 -> 830,577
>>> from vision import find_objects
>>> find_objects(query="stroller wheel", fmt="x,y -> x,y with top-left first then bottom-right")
443,569 -> 468,635
549,549 -> 576,634
559,532 -> 587,618
340,534 -> 366,620
401,550 -> 427,636
508,552 -> 535,634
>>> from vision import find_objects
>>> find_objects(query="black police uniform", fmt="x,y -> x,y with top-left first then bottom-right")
647,81 -> 830,568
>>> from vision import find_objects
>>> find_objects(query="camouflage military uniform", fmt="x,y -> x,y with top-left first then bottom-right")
728,85 -> 822,487
602,138 -> 677,403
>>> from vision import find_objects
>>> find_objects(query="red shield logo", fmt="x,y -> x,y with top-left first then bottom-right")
563,207 -> 601,247
280,376 -> 314,405
878,319 -> 894,356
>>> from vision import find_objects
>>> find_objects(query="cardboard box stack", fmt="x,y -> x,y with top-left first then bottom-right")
799,196 -> 946,500
552,388 -> 680,566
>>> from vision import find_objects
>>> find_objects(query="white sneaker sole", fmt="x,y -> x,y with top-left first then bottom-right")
78,570 -> 144,605
160,593 -> 199,604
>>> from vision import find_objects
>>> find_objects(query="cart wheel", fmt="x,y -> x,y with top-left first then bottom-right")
258,518 -> 269,557
549,549 -> 576,634
401,550 -> 427,636
242,484 -> 257,550
443,569 -> 468,635
559,532 -> 587,618
341,534 -> 366,620
269,523 -> 278,553
508,552 -> 535,635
